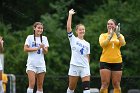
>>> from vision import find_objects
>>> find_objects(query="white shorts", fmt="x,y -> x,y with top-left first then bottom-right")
68,64 -> 90,78
26,65 -> 46,74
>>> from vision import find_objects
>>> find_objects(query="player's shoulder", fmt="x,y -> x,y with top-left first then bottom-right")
101,33 -> 107,35
100,33 -> 108,37
83,39 -> 90,45
27,35 -> 33,38
42,35 -> 48,39
120,34 -> 124,37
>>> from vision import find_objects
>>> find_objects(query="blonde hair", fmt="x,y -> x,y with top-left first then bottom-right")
75,24 -> 85,30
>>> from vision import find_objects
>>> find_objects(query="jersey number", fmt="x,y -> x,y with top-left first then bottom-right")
80,48 -> 84,55
37,49 -> 41,54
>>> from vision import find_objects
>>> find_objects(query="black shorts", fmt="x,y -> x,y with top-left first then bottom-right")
100,62 -> 123,71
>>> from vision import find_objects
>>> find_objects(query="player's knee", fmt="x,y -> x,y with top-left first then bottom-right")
82,81 -> 90,90
112,81 -> 120,88
101,82 -> 109,89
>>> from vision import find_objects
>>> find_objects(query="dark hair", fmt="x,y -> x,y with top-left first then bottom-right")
109,19 -> 117,25
33,22 -> 43,46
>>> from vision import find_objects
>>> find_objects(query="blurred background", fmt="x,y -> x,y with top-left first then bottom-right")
0,0 -> 140,93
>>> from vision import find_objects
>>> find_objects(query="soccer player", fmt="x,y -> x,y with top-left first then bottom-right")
66,9 -> 91,93
99,19 -> 126,93
0,36 -> 4,93
24,22 -> 49,93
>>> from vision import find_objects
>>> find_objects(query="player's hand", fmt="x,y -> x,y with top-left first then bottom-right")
108,28 -> 114,40
115,23 -> 121,38
39,43 -> 45,49
69,9 -> 75,15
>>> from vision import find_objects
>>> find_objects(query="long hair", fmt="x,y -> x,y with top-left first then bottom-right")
33,22 -> 43,46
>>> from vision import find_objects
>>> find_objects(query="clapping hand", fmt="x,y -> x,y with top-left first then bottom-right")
115,23 -> 121,38
108,28 -> 114,40
39,43 -> 45,49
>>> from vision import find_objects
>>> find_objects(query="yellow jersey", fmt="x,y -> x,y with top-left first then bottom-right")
99,33 -> 126,63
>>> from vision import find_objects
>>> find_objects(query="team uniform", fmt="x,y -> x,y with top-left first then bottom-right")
68,31 -> 90,77
99,33 -> 126,70
24,35 -> 49,73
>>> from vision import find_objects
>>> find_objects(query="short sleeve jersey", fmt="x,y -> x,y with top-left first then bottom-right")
24,35 -> 49,67
68,32 -> 90,67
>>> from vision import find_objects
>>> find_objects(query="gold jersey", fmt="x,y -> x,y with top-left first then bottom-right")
99,33 -> 126,63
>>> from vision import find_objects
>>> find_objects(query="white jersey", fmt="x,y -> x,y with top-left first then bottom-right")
68,31 -> 90,67
24,35 -> 49,67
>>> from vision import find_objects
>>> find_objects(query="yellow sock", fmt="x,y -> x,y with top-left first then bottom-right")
100,88 -> 108,93
114,88 -> 121,93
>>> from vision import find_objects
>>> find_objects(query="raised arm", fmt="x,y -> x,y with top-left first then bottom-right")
67,9 -> 75,33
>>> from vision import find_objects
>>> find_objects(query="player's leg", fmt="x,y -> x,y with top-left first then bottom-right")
26,66 -> 36,93
36,67 -> 46,93
100,62 -> 111,93
67,76 -> 79,93
112,63 -> 122,93
81,66 -> 90,93
67,65 -> 79,93
112,71 -> 122,93
81,76 -> 90,93
36,72 -> 45,93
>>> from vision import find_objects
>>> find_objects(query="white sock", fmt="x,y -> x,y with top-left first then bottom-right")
83,90 -> 90,93
36,90 -> 43,93
0,81 -> 4,93
67,87 -> 74,93
27,88 -> 33,93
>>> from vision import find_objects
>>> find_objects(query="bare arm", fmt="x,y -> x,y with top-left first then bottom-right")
0,36 -> 4,53
87,54 -> 90,63
67,9 -> 75,33
40,43 -> 48,54
24,45 -> 39,52
42,47 -> 48,54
